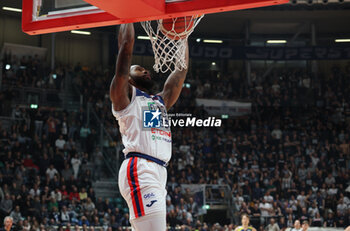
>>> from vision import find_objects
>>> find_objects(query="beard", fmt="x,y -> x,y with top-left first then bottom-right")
132,76 -> 155,92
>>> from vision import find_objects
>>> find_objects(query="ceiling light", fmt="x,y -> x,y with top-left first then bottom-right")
196,38 -> 201,42
266,40 -> 287,44
203,39 -> 223,44
2,7 -> 22,12
335,38 -> 350,43
71,30 -> 91,35
137,36 -> 158,40
137,36 -> 150,40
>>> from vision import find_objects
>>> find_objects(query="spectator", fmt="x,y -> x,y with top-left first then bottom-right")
337,198 -> 348,216
61,164 -> 73,181
51,188 -> 62,204
120,213 -> 131,227
9,206 -> 21,224
324,173 -> 336,186
311,213 -> 323,227
47,116 -> 59,145
290,220 -> 301,231
323,211 -> 336,227
79,188 -> 88,202
308,202 -> 319,219
71,154 -> 81,179
259,199 -> 273,218
79,125 -> 91,152
34,108 -> 44,138
78,216 -> 90,227
2,216 -> 13,231
55,135 -> 66,150
0,194 -> 13,217
69,186 -> 80,202
46,164 -> 59,180
278,217 -> 287,231
286,215 -> 293,228
271,125 -> 282,140
299,207 -> 310,224
93,147 -> 103,180
60,185 -> 69,202
301,221 -> 309,231
83,198 -> 95,215
60,206 -> 70,225
265,218 -> 280,231
297,191 -> 306,209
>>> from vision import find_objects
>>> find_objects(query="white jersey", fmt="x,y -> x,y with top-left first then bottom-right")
112,86 -> 172,162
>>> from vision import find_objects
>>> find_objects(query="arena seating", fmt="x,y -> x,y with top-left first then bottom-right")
0,54 -> 349,230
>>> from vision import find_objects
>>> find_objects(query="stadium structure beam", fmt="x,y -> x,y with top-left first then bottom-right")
51,33 -> 56,71
245,21 -> 252,86
310,23 -> 318,75
0,63 -> 2,90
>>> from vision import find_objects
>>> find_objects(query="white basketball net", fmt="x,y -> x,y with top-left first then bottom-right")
141,15 -> 204,73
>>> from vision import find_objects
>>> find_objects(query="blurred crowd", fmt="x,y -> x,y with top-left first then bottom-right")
70,62 -> 350,230
166,65 -> 350,230
0,104 -> 136,231
1,53 -> 65,90
0,54 -> 350,230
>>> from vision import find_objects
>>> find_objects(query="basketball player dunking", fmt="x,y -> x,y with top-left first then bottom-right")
110,23 -> 188,231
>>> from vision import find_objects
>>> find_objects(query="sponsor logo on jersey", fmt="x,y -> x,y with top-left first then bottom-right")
146,200 -> 157,207
143,193 -> 155,199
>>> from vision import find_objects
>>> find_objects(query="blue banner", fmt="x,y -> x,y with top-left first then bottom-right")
132,41 -> 350,60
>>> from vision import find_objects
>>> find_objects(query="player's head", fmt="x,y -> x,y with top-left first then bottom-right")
129,65 -> 154,92
241,213 -> 249,226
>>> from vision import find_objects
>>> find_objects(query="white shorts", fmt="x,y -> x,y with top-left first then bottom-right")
130,211 -> 166,231
118,156 -> 167,221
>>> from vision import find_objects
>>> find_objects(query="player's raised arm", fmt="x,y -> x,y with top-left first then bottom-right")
158,43 -> 189,110
110,23 -> 135,111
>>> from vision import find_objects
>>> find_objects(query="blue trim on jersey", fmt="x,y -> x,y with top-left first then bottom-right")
127,152 -> 168,167
135,88 -> 165,106
136,89 -> 151,98
129,158 -> 143,217
154,95 -> 165,105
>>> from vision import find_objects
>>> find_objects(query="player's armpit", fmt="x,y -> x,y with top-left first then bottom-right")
110,76 -> 132,112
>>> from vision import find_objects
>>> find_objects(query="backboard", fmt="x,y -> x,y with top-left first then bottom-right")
22,0 -> 289,35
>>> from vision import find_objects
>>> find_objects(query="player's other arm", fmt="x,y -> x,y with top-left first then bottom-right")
158,43 -> 189,110
110,23 -> 135,111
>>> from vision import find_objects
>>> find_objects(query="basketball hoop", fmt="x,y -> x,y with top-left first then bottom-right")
141,15 -> 204,73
